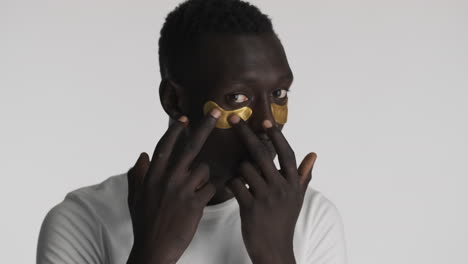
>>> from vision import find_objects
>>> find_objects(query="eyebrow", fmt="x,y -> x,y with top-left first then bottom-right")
227,72 -> 294,86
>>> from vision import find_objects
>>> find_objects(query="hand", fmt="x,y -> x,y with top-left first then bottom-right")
226,116 -> 317,264
126,108 -> 221,264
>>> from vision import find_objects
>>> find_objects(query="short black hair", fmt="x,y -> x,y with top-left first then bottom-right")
158,0 -> 275,82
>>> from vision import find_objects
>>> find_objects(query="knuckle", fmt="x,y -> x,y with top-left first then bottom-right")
285,150 -> 296,162
239,162 -> 249,174
240,161 -> 252,171
175,189 -> 190,203
188,196 -> 200,208
197,162 -> 210,174
193,191 -> 208,207
264,195 -> 276,208
184,140 -> 196,153
169,120 -> 185,133
201,116 -> 216,129
256,190 -> 267,200
251,146 -> 270,159
273,184 -> 288,197
208,183 -> 216,195
165,177 -> 180,191
156,152 -> 166,159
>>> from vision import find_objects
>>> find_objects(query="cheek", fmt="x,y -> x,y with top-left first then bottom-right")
194,128 -> 245,164
210,127 -> 240,147
271,102 -> 288,125
203,100 -> 253,129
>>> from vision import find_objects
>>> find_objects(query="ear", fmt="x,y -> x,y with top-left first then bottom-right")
159,78 -> 188,121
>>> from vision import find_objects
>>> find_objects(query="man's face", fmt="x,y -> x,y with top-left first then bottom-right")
178,33 -> 293,178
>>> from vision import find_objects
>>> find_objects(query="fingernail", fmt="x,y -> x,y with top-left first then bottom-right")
178,115 -> 188,123
210,108 -> 221,119
229,114 -> 240,124
263,119 -> 273,129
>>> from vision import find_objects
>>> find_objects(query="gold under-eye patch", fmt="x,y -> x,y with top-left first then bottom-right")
202,100 -> 288,129
203,100 -> 253,129
270,101 -> 288,125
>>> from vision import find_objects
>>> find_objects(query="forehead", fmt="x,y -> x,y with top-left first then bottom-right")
192,33 -> 292,87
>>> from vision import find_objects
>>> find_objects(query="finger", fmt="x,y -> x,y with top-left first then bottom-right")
127,152 -> 149,194
186,162 -> 210,191
147,115 -> 188,186
298,152 -> 317,194
127,152 -> 150,213
239,161 -> 267,197
262,120 -> 298,183
228,114 -> 278,184
195,182 -> 217,205
174,108 -> 221,176
133,152 -> 150,188
227,177 -> 252,207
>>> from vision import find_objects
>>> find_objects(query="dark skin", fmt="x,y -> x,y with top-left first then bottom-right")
126,33 -> 317,264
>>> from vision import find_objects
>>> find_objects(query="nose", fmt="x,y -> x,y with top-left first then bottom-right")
247,93 -> 276,137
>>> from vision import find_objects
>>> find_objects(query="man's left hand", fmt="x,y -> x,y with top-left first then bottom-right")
227,115 -> 317,264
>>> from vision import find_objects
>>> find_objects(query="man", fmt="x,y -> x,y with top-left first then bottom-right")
37,0 -> 347,263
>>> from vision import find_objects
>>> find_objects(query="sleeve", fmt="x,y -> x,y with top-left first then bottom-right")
36,193 -> 104,264
305,193 -> 347,264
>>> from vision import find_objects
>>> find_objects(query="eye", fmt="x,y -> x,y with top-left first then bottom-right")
227,93 -> 249,103
272,89 -> 289,99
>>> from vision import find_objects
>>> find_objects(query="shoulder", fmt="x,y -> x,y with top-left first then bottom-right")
37,172 -> 130,264
49,172 -> 129,229
64,172 -> 129,215
295,186 -> 348,264
299,186 -> 343,227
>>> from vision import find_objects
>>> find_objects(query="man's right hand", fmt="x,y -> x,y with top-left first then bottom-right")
126,108 -> 222,264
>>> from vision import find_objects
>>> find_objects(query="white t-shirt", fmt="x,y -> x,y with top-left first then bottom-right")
37,172 -> 347,264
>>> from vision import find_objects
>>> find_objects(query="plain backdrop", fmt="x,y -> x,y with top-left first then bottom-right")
1,0 -> 467,263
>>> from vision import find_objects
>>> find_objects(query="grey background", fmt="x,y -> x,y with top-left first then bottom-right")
1,0 -> 467,263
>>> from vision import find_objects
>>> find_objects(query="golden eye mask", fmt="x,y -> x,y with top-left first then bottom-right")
203,100 -> 288,129
203,101 -> 252,129
270,101 -> 288,125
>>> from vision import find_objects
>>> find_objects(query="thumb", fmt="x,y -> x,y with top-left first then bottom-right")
297,152 -> 317,194
132,152 -> 150,187
127,152 -> 150,208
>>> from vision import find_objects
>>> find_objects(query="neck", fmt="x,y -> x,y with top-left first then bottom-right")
207,187 -> 235,205
204,169 -> 236,205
